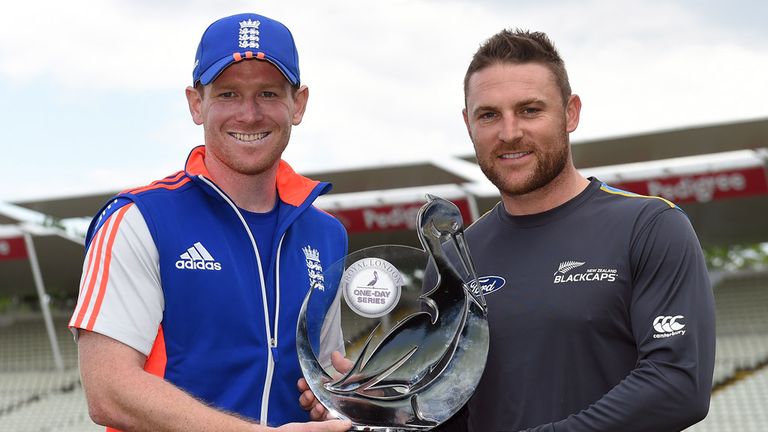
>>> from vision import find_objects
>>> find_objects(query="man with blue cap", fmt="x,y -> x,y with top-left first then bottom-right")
70,13 -> 351,431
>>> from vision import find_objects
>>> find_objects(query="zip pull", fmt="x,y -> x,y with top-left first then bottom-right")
270,338 -> 279,364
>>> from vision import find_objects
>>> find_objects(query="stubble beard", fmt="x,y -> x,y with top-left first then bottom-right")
206,128 -> 290,176
477,131 -> 571,197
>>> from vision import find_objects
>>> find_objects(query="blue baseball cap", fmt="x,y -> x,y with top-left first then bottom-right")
192,13 -> 300,86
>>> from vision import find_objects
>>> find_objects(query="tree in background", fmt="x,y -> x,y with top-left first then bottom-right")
704,243 -> 768,272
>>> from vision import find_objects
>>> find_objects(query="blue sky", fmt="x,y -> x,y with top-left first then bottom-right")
2,0 -> 767,201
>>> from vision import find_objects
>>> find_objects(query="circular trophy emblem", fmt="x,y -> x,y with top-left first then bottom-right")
341,258 -> 403,318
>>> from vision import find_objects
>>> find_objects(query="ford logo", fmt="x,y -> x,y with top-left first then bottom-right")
466,275 -> 506,296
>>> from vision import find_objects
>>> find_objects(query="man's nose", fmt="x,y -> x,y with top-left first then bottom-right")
237,98 -> 265,123
498,115 -> 523,143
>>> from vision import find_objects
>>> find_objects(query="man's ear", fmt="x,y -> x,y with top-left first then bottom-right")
462,107 -> 473,139
185,86 -> 204,125
565,94 -> 581,133
291,85 -> 309,126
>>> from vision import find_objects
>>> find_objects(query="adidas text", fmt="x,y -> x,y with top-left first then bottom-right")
176,242 -> 222,271
175,260 -> 222,271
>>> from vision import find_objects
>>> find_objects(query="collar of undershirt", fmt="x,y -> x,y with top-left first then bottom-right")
495,178 -> 601,228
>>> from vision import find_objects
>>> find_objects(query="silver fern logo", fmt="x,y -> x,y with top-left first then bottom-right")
554,261 -> 585,275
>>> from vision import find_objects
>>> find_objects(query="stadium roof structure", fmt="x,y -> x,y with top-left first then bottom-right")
2,117 -> 768,300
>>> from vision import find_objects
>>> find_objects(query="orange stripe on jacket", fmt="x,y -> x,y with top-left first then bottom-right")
122,171 -> 186,194
85,205 -> 131,330
70,226 -> 105,328
73,211 -> 115,328
77,229 -> 101,298
127,177 -> 191,195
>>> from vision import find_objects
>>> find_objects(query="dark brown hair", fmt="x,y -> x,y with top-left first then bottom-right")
464,29 -> 571,105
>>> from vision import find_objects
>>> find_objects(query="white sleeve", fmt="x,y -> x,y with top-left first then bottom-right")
69,203 -> 163,356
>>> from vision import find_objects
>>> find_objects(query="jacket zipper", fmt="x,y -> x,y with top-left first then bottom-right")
198,175 -> 283,425
260,234 -> 285,424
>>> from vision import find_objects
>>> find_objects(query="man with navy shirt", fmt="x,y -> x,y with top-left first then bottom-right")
70,13 -> 351,432
438,28 -> 716,431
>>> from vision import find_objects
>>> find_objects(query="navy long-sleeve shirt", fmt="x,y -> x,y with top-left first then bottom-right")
439,178 -> 715,432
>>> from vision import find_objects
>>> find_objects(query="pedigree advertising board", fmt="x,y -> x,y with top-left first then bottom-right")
330,198 -> 474,234
610,166 -> 768,204
0,237 -> 28,261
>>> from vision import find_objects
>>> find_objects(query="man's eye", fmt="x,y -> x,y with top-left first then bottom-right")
261,91 -> 278,98
479,112 -> 497,120
219,91 -> 236,98
522,107 -> 541,115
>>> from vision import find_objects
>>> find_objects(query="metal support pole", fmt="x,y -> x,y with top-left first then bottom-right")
23,232 -> 65,371
463,188 -> 481,223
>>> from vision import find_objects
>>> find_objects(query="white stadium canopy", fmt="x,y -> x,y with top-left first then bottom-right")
2,117 -> 767,298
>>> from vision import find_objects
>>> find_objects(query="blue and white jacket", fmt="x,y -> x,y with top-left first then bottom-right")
70,146 -> 347,427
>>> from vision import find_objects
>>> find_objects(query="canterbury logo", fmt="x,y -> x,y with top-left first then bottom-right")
554,261 -> 585,275
652,315 -> 686,338
175,242 -> 222,271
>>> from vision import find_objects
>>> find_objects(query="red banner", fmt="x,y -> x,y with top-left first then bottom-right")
0,237 -> 28,261
611,166 -> 768,204
329,198 -> 474,234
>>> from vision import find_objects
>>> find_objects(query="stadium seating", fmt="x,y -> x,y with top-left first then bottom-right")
686,367 -> 768,431
0,371 -> 99,432
0,313 -> 101,431
685,269 -> 768,431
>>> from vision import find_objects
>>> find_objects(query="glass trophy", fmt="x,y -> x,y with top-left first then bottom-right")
297,195 -> 489,431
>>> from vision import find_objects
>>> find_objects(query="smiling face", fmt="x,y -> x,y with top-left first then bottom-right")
463,62 -> 581,199
185,59 -> 308,178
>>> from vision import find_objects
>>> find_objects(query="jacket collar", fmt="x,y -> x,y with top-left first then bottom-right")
184,145 -> 326,207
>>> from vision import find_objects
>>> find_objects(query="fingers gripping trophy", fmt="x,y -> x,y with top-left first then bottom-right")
297,195 -> 489,431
